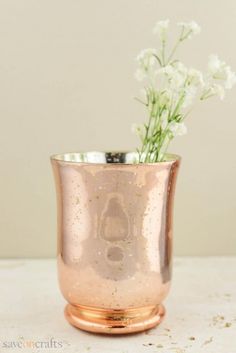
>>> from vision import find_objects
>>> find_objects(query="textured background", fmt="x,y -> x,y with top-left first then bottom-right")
0,0 -> 235,257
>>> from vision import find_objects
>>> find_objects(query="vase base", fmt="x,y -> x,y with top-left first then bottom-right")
64,303 -> 165,334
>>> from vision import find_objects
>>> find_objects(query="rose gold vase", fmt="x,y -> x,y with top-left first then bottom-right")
51,152 -> 180,334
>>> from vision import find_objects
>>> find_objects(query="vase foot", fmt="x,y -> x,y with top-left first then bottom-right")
64,303 -> 165,334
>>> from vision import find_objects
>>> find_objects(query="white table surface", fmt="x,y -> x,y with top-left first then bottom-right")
0,258 -> 235,353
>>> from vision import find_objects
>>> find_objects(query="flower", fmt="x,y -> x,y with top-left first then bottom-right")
207,54 -> 236,89
183,86 -> 198,107
133,19 -> 235,162
208,83 -> 225,100
208,54 -> 224,74
158,64 -> 174,76
153,19 -> 169,41
135,49 -> 159,83
158,63 -> 203,103
136,48 -> 158,68
178,21 -> 201,39
224,66 -> 236,89
187,68 -> 204,86
159,63 -> 187,90
135,48 -> 159,82
169,121 -> 187,136
212,84 -> 225,99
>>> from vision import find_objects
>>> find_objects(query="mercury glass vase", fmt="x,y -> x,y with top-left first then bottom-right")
51,151 -> 180,334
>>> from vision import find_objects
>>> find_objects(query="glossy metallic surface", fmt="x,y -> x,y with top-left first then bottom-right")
64,303 -> 165,334
51,152 -> 180,334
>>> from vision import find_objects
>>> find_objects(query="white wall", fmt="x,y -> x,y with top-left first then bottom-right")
0,0 -> 235,257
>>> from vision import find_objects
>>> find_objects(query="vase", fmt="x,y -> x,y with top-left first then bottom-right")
51,151 -> 180,334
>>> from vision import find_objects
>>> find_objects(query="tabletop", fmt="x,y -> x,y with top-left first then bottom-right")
0,257 -> 235,353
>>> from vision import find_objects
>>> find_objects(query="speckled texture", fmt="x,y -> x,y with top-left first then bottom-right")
51,156 -> 180,323
0,257 -> 235,352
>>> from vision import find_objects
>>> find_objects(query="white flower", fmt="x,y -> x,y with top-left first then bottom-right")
210,83 -> 225,100
174,61 -> 188,73
207,55 -> 236,89
135,48 -> 159,82
133,20 -> 236,163
208,54 -> 225,74
173,62 -> 188,79
187,68 -> 204,86
159,63 -> 187,90
159,64 -> 174,76
178,21 -> 201,39
224,66 -> 236,89
153,19 -> 170,41
202,83 -> 225,100
213,84 -> 225,99
169,121 -> 187,136
159,63 -> 204,97
183,86 -> 198,107
136,48 -> 158,68
171,72 -> 186,89
188,21 -> 201,34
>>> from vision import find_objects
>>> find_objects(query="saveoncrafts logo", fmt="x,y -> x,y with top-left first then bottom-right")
0,337 -> 69,349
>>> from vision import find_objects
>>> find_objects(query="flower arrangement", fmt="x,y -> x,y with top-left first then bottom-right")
133,20 -> 236,163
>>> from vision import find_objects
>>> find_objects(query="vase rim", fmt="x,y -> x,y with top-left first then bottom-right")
50,151 -> 180,166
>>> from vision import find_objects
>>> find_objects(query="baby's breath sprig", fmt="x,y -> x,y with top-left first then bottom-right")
133,20 -> 236,163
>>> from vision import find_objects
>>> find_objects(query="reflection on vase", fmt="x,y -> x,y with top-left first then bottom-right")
51,152 -> 180,333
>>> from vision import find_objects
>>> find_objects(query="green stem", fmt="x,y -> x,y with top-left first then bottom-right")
139,92 -> 155,162
161,40 -> 166,66
166,27 -> 185,64
153,54 -> 163,67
